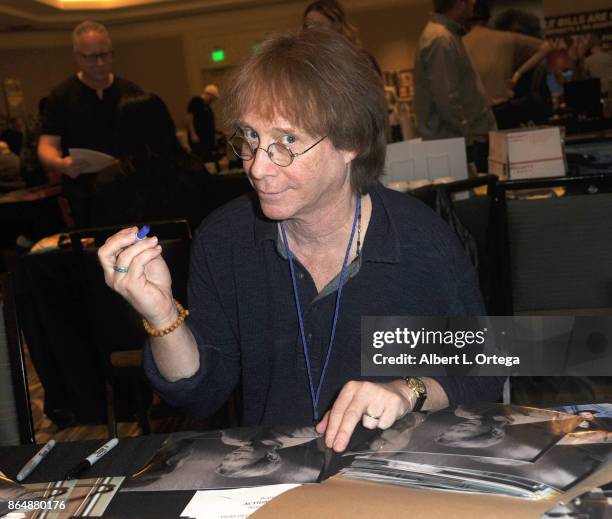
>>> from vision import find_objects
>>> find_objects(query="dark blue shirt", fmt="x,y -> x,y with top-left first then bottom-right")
143,183 -> 504,425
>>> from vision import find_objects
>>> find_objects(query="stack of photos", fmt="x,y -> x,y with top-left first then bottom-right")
338,403 -> 612,499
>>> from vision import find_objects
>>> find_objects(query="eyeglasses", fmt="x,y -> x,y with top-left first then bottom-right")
229,130 -> 327,167
77,51 -> 113,64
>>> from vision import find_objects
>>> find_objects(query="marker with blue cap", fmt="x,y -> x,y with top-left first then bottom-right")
136,225 -> 150,241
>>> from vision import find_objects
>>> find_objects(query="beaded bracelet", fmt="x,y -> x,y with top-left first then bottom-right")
142,299 -> 190,337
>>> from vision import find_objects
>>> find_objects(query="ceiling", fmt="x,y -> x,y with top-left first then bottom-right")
0,0 -> 299,32
0,0 -> 430,33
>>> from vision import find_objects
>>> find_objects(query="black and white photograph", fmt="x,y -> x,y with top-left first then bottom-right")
123,426 -> 324,491
341,403 -> 579,463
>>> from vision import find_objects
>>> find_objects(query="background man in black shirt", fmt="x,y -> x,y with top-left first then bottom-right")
186,84 -> 219,167
38,20 -> 142,227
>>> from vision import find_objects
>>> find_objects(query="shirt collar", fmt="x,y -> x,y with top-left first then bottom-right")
431,12 -> 466,36
253,197 -> 276,244
252,182 -> 400,264
362,182 -> 400,264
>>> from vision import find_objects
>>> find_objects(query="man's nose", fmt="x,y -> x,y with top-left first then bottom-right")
247,147 -> 275,180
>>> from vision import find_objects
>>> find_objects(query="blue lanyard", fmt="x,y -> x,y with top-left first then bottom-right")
280,195 -> 361,422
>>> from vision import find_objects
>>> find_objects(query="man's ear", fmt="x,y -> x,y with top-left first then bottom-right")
341,149 -> 358,165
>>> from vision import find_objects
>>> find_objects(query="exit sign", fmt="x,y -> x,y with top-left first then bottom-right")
211,49 -> 225,63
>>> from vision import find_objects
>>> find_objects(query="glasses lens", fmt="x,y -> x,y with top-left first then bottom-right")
81,52 -> 111,63
229,135 -> 253,160
268,143 -> 292,167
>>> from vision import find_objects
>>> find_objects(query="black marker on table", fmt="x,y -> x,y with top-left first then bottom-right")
64,438 -> 119,480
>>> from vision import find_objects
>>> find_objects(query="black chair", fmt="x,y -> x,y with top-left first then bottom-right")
69,220 -> 192,438
497,174 -> 612,315
407,176 -> 503,313
0,272 -> 35,445
433,175 -> 503,315
496,174 -> 612,405
408,183 -> 437,210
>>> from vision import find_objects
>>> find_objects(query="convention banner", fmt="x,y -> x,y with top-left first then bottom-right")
545,8 -> 612,75
545,9 -> 612,50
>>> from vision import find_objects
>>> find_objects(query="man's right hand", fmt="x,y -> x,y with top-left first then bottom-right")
97,227 -> 177,328
190,134 -> 200,144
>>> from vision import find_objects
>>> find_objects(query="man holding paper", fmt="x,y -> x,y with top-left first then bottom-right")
38,20 -> 141,227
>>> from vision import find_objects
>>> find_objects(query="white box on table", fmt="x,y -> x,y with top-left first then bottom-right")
488,127 -> 565,180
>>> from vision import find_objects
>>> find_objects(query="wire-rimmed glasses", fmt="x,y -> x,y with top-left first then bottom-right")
228,130 -> 327,167
77,51 -> 113,64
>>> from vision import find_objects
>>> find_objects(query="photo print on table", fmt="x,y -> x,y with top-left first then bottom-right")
343,403 -> 579,463
123,426 -> 324,492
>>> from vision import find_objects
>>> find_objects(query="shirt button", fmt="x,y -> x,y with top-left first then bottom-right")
307,333 -> 313,341
297,272 -> 305,280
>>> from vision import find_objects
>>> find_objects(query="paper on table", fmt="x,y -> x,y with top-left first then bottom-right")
68,148 -> 116,173
181,483 -> 300,519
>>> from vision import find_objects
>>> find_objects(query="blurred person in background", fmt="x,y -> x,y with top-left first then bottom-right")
302,0 -> 382,76
38,20 -> 142,228
492,8 -> 554,126
92,92 -> 213,230
19,97 -> 51,188
584,35 -> 612,96
0,116 -> 24,156
464,1 -> 551,129
186,84 -> 220,169
414,0 -> 496,173
0,140 -> 24,193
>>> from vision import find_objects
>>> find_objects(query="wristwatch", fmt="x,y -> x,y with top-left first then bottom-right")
404,377 -> 427,412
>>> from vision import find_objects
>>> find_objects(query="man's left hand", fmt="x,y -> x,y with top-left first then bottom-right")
315,380 -> 415,452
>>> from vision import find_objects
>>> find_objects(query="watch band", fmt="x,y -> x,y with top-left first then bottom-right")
405,377 -> 427,412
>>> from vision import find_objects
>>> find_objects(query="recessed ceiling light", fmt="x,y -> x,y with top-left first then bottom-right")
36,0 -> 169,10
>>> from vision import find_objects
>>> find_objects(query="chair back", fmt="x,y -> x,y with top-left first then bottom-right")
497,175 -> 612,315
432,175 -> 502,314
0,272 -> 35,445
68,220 -> 192,365
496,175 -> 612,406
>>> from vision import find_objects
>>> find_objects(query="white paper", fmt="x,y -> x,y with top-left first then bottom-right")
68,148 -> 116,173
383,137 -> 467,185
181,483 -> 300,519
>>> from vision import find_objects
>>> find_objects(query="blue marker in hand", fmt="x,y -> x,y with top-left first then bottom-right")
136,225 -> 150,241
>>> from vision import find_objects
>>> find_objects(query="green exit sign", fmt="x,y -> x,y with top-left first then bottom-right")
211,49 -> 225,63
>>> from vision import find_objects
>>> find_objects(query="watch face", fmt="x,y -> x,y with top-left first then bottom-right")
408,378 -> 426,395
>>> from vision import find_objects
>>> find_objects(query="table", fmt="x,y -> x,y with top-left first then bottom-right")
0,185 -> 65,249
2,435 -> 611,519
0,435 -> 194,518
